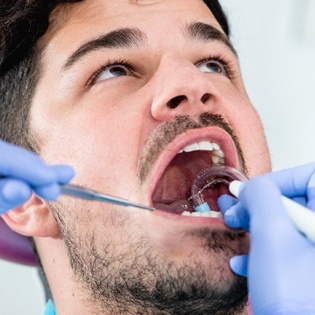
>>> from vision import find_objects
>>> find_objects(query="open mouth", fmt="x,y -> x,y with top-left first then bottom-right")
151,132 -> 242,218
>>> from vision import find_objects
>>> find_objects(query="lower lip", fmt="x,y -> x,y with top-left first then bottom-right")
152,209 -> 230,229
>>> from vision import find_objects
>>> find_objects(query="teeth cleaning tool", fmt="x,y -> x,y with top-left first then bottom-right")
230,180 -> 315,244
60,184 -> 155,211
191,165 -> 248,213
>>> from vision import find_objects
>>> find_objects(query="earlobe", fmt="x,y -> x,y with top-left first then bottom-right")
1,194 -> 60,238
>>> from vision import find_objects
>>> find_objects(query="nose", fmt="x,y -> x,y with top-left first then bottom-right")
150,54 -> 219,121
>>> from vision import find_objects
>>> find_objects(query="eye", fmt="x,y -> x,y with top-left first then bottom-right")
88,60 -> 133,86
197,59 -> 226,75
196,55 -> 235,79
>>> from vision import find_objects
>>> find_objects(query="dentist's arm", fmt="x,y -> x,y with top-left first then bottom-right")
0,140 -> 74,214
218,163 -> 315,315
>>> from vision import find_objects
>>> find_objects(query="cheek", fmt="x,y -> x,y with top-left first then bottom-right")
219,86 -> 271,177
35,108 -> 146,195
233,107 -> 271,177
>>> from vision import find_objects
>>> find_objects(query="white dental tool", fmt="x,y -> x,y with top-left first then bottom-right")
230,180 -> 315,244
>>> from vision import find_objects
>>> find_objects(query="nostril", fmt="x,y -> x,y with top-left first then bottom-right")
200,93 -> 210,104
167,95 -> 187,109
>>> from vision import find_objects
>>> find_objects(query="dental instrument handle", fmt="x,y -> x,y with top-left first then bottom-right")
230,180 -> 315,244
60,184 -> 155,211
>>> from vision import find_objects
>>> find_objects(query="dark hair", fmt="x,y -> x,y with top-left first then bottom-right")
0,0 -> 82,150
204,0 -> 229,36
0,0 -> 229,150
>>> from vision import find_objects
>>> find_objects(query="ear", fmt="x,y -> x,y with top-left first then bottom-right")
2,194 -> 60,238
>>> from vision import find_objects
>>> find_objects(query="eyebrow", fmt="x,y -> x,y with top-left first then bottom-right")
62,28 -> 147,70
62,22 -> 236,71
187,22 -> 237,57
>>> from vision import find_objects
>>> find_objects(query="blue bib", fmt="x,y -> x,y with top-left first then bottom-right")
44,299 -> 56,315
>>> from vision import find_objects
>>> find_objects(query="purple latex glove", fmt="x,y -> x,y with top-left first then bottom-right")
218,163 -> 315,315
0,140 -> 74,213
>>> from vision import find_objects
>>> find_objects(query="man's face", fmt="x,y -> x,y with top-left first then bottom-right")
31,0 -> 270,313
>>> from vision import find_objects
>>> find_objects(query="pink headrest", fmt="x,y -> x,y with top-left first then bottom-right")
0,217 -> 38,266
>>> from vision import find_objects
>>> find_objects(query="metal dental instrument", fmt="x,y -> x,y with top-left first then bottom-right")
60,184 -> 155,211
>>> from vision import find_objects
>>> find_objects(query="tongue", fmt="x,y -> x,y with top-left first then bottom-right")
152,151 -> 212,207
154,200 -> 195,214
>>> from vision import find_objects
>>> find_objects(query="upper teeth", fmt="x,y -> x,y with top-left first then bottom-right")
178,141 -> 225,165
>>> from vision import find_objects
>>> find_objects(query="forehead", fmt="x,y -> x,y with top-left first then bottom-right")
41,0 -> 223,55
50,0 -> 219,26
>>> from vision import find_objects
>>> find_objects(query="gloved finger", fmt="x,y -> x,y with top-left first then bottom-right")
0,179 -> 32,214
238,179 -> 310,286
229,255 -> 248,277
50,165 -> 75,184
292,196 -> 307,207
0,141 -> 56,185
264,162 -> 315,198
217,194 -> 238,213
239,177 -> 282,217
218,195 -> 249,230
307,172 -> 315,211
33,183 -> 61,201
223,203 -> 250,231
33,166 -> 74,200
224,177 -> 300,233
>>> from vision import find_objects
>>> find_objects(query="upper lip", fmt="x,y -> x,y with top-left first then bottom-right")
147,126 -> 241,205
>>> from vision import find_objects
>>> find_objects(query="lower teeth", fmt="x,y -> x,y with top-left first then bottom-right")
181,211 -> 223,218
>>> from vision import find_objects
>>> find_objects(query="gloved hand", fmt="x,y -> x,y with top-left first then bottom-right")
0,140 -> 74,214
218,163 -> 315,315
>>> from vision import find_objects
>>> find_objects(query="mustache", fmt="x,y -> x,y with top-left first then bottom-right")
137,113 -> 246,183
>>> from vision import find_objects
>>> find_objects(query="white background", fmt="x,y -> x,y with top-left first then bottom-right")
1,1 -> 315,313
